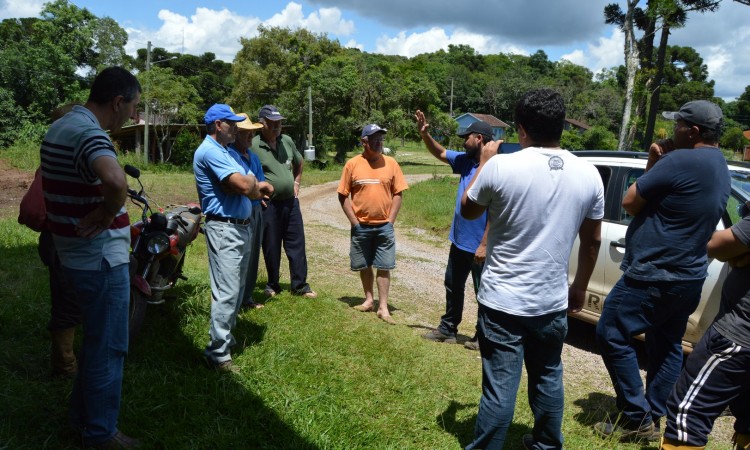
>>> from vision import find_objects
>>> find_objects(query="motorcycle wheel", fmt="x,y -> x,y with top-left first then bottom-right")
128,288 -> 148,342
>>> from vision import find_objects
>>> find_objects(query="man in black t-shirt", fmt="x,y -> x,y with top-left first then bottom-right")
594,100 -> 731,443
660,204 -> 750,450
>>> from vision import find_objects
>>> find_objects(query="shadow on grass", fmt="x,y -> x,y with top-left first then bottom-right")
125,283 -> 317,449
438,400 -> 533,450
572,392 -> 617,427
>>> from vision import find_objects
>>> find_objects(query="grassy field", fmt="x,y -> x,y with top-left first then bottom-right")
0,142 -> 735,449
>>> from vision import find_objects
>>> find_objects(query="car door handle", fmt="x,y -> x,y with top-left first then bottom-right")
610,242 -> 626,249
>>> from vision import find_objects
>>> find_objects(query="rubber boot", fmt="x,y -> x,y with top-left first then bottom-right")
660,436 -> 705,450
733,432 -> 750,450
50,327 -> 77,378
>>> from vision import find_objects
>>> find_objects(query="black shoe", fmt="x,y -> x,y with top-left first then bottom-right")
464,335 -> 479,351
593,419 -> 660,442
422,329 -> 456,344
88,430 -> 142,449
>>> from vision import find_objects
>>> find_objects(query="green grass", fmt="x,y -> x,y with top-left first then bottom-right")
0,149 -> 735,449
399,175 -> 457,236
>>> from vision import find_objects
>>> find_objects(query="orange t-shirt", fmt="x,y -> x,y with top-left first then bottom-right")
337,154 -> 408,225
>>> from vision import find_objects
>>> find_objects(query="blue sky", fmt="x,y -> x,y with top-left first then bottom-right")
2,0 -> 748,100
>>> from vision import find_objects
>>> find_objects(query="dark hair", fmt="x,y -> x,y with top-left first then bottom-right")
87,67 -> 141,105
684,120 -> 722,144
514,88 -> 565,143
206,122 -> 217,135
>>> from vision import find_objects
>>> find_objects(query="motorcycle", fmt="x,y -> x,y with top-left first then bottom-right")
124,164 -> 203,340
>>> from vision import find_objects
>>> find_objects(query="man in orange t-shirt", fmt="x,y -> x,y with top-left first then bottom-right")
338,124 -> 408,324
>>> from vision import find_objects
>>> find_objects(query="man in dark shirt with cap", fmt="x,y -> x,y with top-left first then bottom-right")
594,100 -> 731,443
251,105 -> 317,298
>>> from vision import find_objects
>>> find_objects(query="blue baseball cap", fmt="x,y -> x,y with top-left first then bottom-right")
361,124 -> 387,138
204,104 -> 246,125
259,105 -> 285,121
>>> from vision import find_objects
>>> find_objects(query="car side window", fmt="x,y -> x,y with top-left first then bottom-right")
596,165 -> 611,196
726,193 -> 744,227
618,168 -> 644,224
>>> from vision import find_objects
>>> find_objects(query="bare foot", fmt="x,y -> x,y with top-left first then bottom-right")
353,302 -> 373,312
377,311 -> 396,325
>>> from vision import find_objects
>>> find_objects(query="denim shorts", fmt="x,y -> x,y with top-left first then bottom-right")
350,222 -> 396,271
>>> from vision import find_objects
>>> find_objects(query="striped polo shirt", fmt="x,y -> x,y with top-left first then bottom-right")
40,105 -> 130,270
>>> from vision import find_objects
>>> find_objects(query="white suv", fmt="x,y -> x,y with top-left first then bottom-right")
568,151 -> 750,350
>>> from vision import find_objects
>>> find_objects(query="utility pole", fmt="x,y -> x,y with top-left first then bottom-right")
449,78 -> 454,118
143,41 -> 151,165
304,86 -> 315,161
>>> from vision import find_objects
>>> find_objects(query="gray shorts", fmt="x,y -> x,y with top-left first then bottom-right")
350,222 -> 396,271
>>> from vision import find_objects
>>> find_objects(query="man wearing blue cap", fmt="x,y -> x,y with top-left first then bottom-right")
594,100 -> 731,443
251,105 -> 317,299
337,124 -> 408,324
194,103 -> 273,373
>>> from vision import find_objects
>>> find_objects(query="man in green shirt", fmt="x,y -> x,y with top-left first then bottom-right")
250,105 -> 316,298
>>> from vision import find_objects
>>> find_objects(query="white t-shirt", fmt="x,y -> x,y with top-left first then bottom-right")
467,147 -> 605,316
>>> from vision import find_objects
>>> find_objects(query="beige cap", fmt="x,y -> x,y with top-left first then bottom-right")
236,112 -> 263,131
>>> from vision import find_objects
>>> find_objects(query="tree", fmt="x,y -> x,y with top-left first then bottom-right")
137,67 -> 202,163
605,1 -> 641,150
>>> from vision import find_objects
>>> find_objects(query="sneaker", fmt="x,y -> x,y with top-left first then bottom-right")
463,336 -> 480,351
209,359 -> 240,374
89,430 -> 142,449
593,419 -> 660,442
422,328 -> 457,344
264,288 -> 278,298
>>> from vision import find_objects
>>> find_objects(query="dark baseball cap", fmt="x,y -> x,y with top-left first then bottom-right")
662,100 -> 722,132
259,105 -> 285,121
361,124 -> 387,138
457,121 -> 493,140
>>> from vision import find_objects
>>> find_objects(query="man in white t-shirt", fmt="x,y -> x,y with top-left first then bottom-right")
461,88 -> 605,450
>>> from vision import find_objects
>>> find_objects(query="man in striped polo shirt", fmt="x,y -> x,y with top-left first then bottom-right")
40,67 -> 141,449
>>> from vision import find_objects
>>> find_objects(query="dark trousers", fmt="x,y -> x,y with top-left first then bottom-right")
664,326 -> 750,446
438,244 -> 483,337
261,197 -> 310,293
596,276 -> 704,426
38,230 -> 81,331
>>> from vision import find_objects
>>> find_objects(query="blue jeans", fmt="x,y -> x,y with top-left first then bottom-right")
467,305 -> 568,450
596,276 -> 703,426
65,260 -> 129,445
204,220 -> 251,364
350,222 -> 396,270
437,244 -> 483,337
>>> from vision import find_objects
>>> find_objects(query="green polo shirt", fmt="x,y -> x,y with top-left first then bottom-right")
250,134 -> 302,200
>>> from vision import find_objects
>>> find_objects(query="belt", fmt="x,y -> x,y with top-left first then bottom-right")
205,214 -> 251,225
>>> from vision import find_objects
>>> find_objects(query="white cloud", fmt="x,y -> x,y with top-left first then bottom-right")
125,3 -> 356,63
125,8 -> 260,62
0,0 -> 42,20
344,39 -> 363,51
561,28 -> 623,75
267,2 -> 355,36
375,27 -> 526,58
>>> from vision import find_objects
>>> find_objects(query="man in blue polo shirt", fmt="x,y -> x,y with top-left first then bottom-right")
415,110 -> 490,351
194,104 -> 273,373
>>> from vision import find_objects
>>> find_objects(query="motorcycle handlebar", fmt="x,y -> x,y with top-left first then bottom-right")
127,188 -> 148,206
